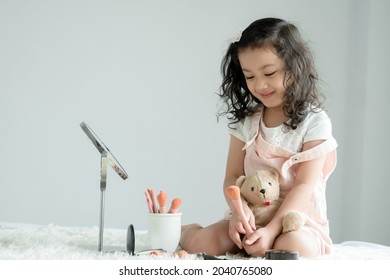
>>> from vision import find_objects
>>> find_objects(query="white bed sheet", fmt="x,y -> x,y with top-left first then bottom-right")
1,223 -> 389,260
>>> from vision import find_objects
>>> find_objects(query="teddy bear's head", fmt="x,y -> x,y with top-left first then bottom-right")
236,169 -> 280,207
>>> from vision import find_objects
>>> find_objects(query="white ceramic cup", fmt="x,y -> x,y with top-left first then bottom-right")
147,213 -> 182,252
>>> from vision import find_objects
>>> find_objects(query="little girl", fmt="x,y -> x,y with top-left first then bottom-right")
180,17 -> 337,258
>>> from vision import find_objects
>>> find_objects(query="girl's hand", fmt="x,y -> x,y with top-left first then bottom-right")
228,205 -> 256,249
242,226 -> 275,257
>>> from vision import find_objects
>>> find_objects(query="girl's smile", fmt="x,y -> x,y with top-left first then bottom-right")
259,91 -> 275,99
238,46 -> 287,110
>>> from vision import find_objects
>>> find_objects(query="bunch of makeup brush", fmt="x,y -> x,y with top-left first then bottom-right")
144,188 -> 181,214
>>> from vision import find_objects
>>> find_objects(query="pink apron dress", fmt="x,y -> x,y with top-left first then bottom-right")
242,111 -> 337,254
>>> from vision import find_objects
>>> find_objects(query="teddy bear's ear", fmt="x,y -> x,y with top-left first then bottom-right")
269,169 -> 279,180
236,175 -> 246,188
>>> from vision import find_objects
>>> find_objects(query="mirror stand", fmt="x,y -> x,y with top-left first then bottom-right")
98,153 -> 108,252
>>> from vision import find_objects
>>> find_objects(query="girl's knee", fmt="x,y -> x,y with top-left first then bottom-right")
180,221 -> 236,255
273,230 -> 320,258
180,224 -> 204,252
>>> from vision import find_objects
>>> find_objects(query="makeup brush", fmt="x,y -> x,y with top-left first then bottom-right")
225,185 -> 254,235
144,191 -> 153,213
148,188 -> 158,213
157,191 -> 168,213
168,198 -> 181,213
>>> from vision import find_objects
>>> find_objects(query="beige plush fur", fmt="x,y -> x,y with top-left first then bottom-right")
236,169 -> 305,233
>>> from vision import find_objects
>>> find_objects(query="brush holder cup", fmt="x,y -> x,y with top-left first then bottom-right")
147,213 -> 182,253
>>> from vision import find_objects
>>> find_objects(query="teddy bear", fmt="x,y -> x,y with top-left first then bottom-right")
226,169 -> 305,234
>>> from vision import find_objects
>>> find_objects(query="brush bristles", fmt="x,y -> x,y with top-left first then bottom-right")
225,185 -> 240,200
157,191 -> 168,205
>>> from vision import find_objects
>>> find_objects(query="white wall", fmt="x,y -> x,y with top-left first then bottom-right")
360,0 -> 390,244
0,0 -> 389,245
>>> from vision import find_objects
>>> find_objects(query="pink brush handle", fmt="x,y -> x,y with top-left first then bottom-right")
148,188 -> 158,213
226,186 -> 254,235
144,191 -> 153,213
231,199 -> 254,235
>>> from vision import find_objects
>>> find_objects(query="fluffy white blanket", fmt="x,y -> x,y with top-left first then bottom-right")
1,223 -> 389,260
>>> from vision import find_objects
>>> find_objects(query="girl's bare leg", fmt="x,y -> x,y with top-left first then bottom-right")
180,220 -> 240,256
273,230 -> 320,258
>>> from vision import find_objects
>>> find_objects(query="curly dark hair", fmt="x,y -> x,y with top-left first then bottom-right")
218,17 -> 323,130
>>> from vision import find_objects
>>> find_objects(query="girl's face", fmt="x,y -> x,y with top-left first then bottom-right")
238,46 -> 287,110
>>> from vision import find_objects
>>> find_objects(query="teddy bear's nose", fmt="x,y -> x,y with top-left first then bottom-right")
260,189 -> 266,194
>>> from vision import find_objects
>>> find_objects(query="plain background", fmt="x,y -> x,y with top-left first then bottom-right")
0,0 -> 389,246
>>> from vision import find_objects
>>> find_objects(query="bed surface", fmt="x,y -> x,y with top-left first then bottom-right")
1,223 -> 389,260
